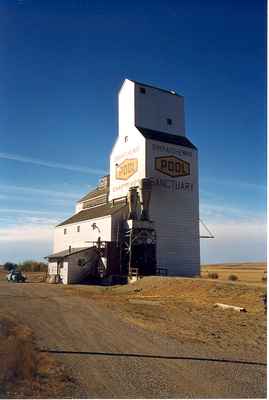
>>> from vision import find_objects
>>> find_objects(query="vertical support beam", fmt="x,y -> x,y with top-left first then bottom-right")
128,228 -> 132,276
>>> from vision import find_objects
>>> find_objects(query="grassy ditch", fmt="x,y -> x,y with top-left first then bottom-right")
0,316 -> 77,398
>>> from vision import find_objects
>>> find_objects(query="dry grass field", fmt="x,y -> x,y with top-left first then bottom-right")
0,314 -> 77,398
0,262 -> 266,397
0,270 -> 7,280
201,262 -> 266,285
64,263 -> 267,361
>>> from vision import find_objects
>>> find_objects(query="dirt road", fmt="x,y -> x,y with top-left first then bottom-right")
0,281 -> 266,398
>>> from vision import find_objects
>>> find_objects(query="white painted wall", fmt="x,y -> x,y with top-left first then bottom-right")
118,79 -> 185,137
109,79 -> 186,202
53,215 -> 112,253
65,249 -> 97,284
108,77 -> 200,276
134,84 -> 185,136
109,127 -> 146,201
118,79 -> 135,136
146,139 -> 200,276
109,129 -> 200,275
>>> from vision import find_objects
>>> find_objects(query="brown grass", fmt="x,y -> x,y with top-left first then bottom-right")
0,315 -> 77,398
63,272 -> 266,359
201,262 -> 266,285
0,325 -> 36,385
0,270 -> 7,281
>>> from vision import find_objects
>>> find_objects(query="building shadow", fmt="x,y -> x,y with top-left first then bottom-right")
40,349 -> 266,367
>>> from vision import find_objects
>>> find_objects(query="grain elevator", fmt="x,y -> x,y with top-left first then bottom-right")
47,79 -> 200,283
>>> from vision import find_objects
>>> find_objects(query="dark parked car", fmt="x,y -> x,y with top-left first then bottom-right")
7,270 -> 26,283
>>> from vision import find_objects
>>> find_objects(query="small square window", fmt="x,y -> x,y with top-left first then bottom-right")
140,87 -> 146,94
167,118 -> 172,125
77,226 -> 80,232
64,228 -> 67,235
78,258 -> 85,267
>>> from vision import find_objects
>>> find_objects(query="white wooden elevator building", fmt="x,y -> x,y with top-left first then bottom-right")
48,79 -> 200,282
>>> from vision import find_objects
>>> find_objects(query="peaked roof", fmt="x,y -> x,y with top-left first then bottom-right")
137,127 -> 197,150
57,202 -> 127,227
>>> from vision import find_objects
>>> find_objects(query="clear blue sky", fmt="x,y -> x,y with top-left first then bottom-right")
0,0 -> 266,264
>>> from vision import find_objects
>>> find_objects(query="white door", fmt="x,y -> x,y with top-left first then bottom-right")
60,261 -> 68,284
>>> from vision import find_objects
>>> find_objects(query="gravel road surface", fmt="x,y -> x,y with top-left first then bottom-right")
0,281 -> 266,398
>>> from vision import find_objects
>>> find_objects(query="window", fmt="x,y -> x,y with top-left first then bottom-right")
78,258 -> 86,267
124,136 -> 128,142
64,228 -> 67,235
166,118 -> 172,125
77,226 -> 80,233
140,87 -> 146,94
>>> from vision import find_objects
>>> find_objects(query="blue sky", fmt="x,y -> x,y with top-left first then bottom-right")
0,0 -> 266,264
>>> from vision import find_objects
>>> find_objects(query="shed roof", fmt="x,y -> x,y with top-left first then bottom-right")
45,247 -> 89,259
57,203 -> 127,227
137,127 -> 197,150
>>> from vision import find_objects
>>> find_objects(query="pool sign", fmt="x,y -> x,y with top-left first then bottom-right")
116,158 -> 138,180
155,156 -> 190,177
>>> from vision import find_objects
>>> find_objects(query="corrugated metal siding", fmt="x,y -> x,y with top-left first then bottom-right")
147,139 -> 200,276
150,190 -> 200,276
